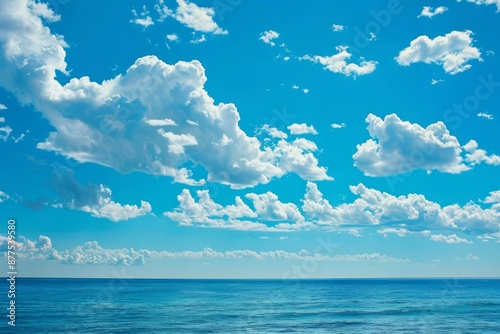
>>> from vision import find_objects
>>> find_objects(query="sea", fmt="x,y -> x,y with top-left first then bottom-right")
3,278 -> 500,333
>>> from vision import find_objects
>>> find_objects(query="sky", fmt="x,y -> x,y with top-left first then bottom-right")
0,0 -> 499,278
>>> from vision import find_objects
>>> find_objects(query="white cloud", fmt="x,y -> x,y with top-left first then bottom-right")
283,56 -> 290,62
259,124 -> 288,139
396,30 -> 481,74
166,33 -> 179,42
353,114 -> 469,176
154,0 -> 173,22
332,24 -> 345,32
484,190 -> 500,203
431,79 -> 444,85
292,85 -> 299,89
465,253 -> 479,260
131,16 -> 154,28
331,122 -> 346,129
430,234 -> 473,244
0,103 -> 6,110
287,123 -> 318,135
131,6 -> 154,28
417,6 -> 448,18
245,192 -> 304,222
457,0 -> 500,12
259,30 -> 280,46
144,118 -> 177,126
0,117 -> 12,141
190,34 -> 206,43
0,191 -> 10,202
52,171 -> 152,222
173,0 -> 227,35
477,112 -> 493,120
463,140 -> 500,166
303,89 -> 309,94
0,234 -> 409,265
0,1 -> 331,189
302,46 -> 377,77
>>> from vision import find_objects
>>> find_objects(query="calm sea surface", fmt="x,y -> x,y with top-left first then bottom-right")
3,278 -> 500,333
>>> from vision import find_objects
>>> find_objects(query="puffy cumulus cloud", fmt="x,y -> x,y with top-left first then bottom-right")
302,182 -> 500,237
52,171 -> 151,222
301,46 -> 377,77
417,6 -> 448,18
259,30 -> 280,46
430,234 -> 473,244
173,0 -> 227,35
395,30 -> 481,74
287,123 -> 318,135
483,190 -> 500,204
164,188 -> 310,231
0,235 -> 55,259
463,140 -> 500,166
0,0 -> 331,189
457,0 -> 500,12
166,33 -> 179,42
353,114 -> 470,176
0,234 -> 409,265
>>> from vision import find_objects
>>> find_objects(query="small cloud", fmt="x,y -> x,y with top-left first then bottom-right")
487,50 -> 495,57
190,34 -> 206,44
303,89 -> 310,94
332,24 -> 345,32
288,123 -> 318,135
477,112 -> 493,120
259,30 -> 280,46
166,33 -> 179,42
430,234 -> 473,244
331,122 -> 346,129
417,6 -> 448,18
431,79 -> 444,85
283,56 -> 290,61
465,253 -> 479,261
292,85 -> 299,90
0,103 -> 7,110
279,236 -> 288,240
369,32 -> 376,41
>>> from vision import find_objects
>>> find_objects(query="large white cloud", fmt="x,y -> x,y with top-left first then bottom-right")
173,0 -> 227,35
395,30 -> 481,74
354,114 -> 469,176
301,46 -> 377,77
0,0 -> 331,189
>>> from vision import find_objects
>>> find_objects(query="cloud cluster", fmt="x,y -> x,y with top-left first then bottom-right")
165,181 -> 500,239
287,123 -> 318,135
0,0 -> 331,189
130,0 -> 226,35
0,235 -> 409,266
301,46 -> 377,77
396,30 -> 481,74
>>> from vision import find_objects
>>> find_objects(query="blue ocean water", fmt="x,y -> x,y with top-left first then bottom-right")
3,278 -> 500,333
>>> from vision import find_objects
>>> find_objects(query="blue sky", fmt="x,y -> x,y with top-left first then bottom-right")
1,0 -> 500,278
